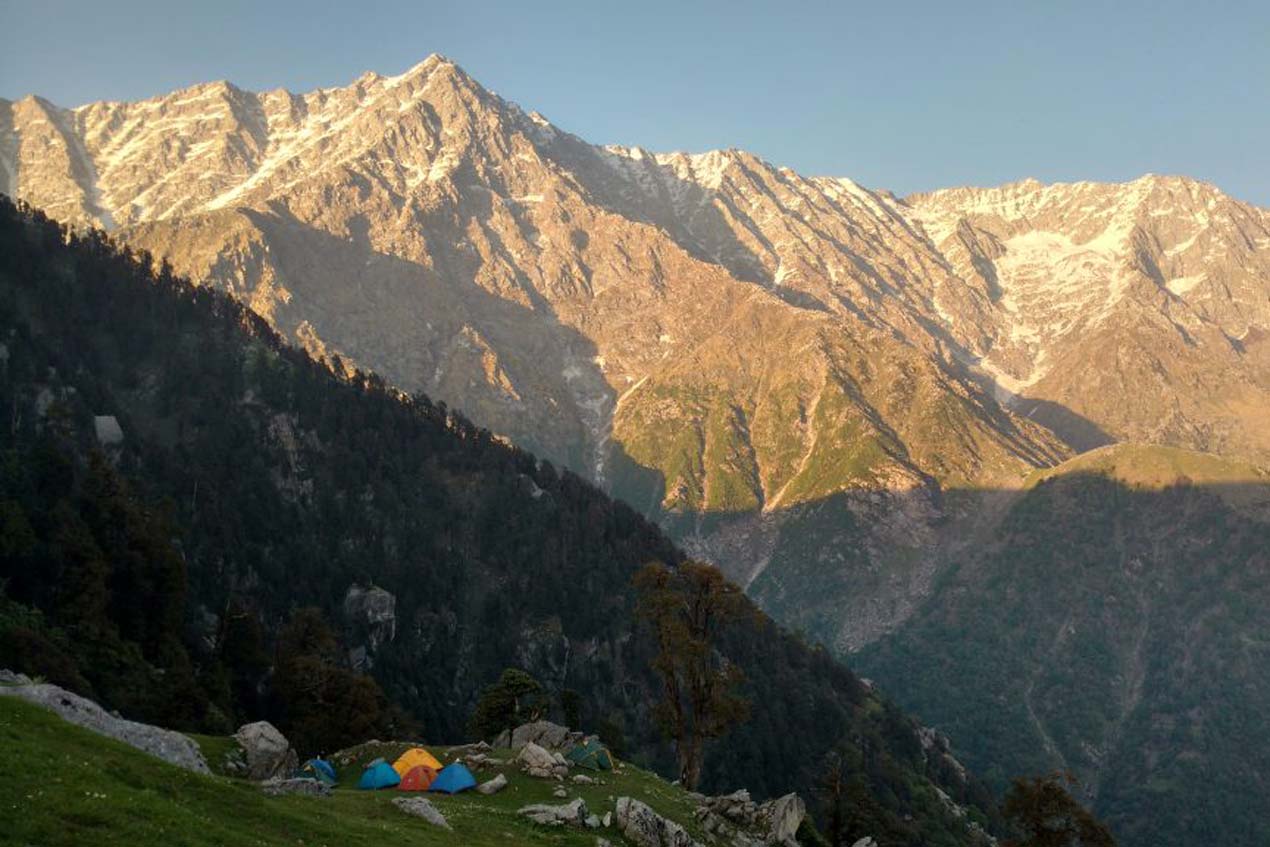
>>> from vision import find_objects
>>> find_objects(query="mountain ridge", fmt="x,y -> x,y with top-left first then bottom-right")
6,56 -> 1270,846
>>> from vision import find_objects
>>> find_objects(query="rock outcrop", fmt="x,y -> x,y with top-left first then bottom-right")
616,796 -> 703,847
511,719 -> 578,751
518,740 -> 569,779
518,797 -> 591,828
0,674 -> 209,773
694,790 -> 805,847
343,584 -> 397,666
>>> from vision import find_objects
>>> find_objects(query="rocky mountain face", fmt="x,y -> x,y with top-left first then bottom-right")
6,56 -> 1270,845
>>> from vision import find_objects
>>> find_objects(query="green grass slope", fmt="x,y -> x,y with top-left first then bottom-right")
0,696 -> 711,847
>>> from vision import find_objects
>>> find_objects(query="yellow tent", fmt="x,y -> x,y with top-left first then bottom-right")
393,747 -> 443,776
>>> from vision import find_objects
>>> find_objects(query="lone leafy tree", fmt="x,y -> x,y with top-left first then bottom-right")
1003,772 -> 1117,847
469,668 -> 546,740
634,559 -> 751,789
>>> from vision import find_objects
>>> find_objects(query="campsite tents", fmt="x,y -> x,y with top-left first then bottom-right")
565,739 -> 614,771
428,762 -> 477,794
397,764 -> 438,792
393,747 -> 443,776
301,758 -> 338,785
358,760 -> 401,790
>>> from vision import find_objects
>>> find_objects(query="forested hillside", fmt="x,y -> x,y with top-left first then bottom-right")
857,446 -> 1270,847
0,197 -> 997,845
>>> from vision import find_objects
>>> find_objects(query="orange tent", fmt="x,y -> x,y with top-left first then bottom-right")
397,764 -> 438,792
393,747 -> 444,775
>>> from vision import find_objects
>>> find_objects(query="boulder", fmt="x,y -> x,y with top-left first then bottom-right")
393,796 -> 452,830
476,773 -> 508,795
511,719 -> 574,751
234,721 -> 298,780
0,678 -> 209,773
851,839 -> 878,847
758,793 -> 805,846
615,796 -> 703,847
493,728 -> 511,749
553,786 -> 569,798
260,777 -> 330,797
518,740 -> 567,779
519,797 -> 589,827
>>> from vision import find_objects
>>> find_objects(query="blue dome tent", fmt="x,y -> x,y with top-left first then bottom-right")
358,759 -> 401,790
428,762 -> 476,794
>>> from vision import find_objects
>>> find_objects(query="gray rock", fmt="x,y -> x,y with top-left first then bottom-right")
518,740 -> 563,779
343,584 -> 397,662
393,796 -> 452,830
493,728 -> 511,749
760,793 -> 805,846
93,415 -> 123,445
553,786 -> 569,798
615,796 -> 703,847
0,678 -> 209,773
476,772 -> 508,795
0,670 -> 32,685
260,777 -> 330,797
519,797 -> 589,827
851,839 -> 878,847
586,814 -> 602,828
234,721 -> 297,780
573,773 -> 596,784
511,719 -> 573,751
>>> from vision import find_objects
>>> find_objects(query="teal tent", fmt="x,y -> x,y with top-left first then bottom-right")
358,760 -> 401,790
565,739 -> 614,771
302,758 -> 337,785
428,762 -> 476,794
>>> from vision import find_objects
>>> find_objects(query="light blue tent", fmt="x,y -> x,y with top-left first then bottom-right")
358,760 -> 401,790
428,762 -> 476,794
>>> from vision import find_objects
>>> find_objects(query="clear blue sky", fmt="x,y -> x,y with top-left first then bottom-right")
4,0 -> 1268,204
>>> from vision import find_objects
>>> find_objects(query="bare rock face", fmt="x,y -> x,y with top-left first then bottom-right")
234,721 -> 298,780
343,584 -> 397,666
0,676 -> 209,773
92,415 -> 123,445
615,796 -> 703,847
